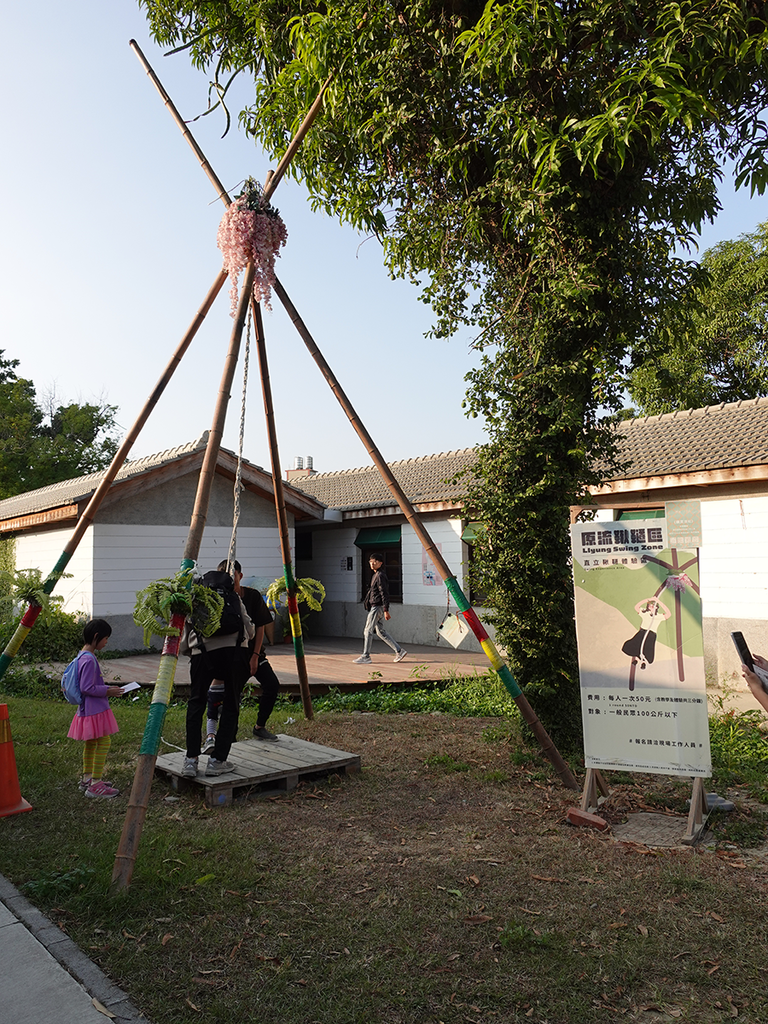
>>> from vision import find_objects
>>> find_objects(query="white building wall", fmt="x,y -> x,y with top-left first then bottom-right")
699,497 -> 768,620
15,527 -> 94,617
401,519 -> 466,606
298,527 -> 360,603
91,524 -> 290,616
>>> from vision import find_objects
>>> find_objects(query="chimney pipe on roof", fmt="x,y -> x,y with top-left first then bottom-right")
294,456 -> 304,470
306,455 -> 313,472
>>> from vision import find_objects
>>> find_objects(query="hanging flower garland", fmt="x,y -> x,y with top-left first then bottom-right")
663,572 -> 693,593
217,177 -> 288,316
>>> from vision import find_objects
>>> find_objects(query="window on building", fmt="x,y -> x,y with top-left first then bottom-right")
295,530 -> 312,561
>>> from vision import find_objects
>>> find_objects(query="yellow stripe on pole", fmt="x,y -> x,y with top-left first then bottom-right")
6,626 -> 32,658
480,639 -> 506,672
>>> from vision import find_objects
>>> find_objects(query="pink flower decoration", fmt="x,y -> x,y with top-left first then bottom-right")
217,188 -> 288,316
664,573 -> 692,593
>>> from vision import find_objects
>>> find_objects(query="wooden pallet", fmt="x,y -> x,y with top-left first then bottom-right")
156,735 -> 361,807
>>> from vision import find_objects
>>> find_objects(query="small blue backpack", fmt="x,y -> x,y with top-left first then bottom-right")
61,651 -> 95,705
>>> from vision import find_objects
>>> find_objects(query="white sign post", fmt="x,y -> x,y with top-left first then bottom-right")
570,518 -> 711,834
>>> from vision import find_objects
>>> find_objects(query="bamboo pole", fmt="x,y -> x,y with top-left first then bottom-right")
130,40 -> 319,718
251,300 -> 313,718
272,277 -> 579,791
129,40 -> 329,210
112,263 -> 256,891
0,270 -> 228,683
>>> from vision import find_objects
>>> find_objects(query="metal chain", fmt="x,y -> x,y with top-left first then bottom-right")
227,305 -> 251,572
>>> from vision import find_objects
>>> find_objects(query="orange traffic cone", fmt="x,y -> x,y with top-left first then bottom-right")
0,704 -> 32,817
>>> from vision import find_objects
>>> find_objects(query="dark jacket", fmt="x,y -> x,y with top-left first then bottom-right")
364,568 -> 390,612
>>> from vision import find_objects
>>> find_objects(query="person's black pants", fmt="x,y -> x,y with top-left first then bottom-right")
186,646 -> 243,761
253,655 -> 280,727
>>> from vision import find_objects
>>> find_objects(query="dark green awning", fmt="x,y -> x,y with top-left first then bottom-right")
461,522 -> 486,542
616,509 -> 665,520
354,526 -> 402,548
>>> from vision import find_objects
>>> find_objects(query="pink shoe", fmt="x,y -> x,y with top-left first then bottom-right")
85,779 -> 120,799
79,778 -> 113,793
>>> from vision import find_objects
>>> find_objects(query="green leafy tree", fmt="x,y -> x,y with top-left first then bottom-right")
630,220 -> 768,414
0,351 -> 119,499
140,1 -> 768,747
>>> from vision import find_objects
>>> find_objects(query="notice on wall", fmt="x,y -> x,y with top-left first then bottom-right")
665,500 -> 703,549
422,543 -> 442,586
570,519 -> 711,777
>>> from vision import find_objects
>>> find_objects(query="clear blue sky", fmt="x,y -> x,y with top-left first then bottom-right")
1,3 -> 765,473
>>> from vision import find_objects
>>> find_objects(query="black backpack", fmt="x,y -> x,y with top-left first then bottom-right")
196,570 -> 245,644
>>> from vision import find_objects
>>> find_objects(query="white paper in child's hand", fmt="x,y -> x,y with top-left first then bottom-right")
120,682 -> 141,695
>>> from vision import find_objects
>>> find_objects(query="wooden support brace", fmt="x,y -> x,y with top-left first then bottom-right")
580,768 -> 611,812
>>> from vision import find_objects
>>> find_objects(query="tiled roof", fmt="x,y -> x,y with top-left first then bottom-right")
608,397 -> 768,480
0,435 -> 213,520
292,449 -> 478,510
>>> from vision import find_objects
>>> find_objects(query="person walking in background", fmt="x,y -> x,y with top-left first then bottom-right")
353,552 -> 407,665
67,618 -> 124,799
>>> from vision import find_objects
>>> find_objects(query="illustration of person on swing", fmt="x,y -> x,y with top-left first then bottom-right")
621,597 -> 671,678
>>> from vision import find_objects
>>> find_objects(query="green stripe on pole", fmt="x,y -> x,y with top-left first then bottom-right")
443,576 -> 523,696
44,552 -> 72,591
498,663 -> 522,699
140,702 -> 168,756
444,576 -> 470,613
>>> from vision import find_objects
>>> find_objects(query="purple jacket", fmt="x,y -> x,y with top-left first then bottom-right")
75,652 -> 111,718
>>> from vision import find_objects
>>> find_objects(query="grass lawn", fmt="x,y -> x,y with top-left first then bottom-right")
2,691 -> 768,1024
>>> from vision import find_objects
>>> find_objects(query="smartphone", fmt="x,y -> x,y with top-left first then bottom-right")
731,631 -> 754,671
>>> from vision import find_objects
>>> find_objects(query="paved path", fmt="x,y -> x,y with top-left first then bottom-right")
0,873 -> 148,1024
40,637 -> 768,715
66,635 -> 495,694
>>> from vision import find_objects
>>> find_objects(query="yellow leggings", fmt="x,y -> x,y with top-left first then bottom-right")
82,736 -> 111,782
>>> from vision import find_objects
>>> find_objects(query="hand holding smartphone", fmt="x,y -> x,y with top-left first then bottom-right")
732,631 -> 768,692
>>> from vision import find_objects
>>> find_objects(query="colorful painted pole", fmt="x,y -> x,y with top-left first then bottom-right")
112,264 -> 256,891
273,278 -> 579,791
0,271 -> 228,684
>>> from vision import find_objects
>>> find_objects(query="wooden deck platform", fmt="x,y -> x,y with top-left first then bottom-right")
156,735 -> 361,807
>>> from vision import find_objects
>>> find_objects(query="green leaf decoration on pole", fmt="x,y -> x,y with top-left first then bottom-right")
132,568 -> 224,646
265,575 -> 326,612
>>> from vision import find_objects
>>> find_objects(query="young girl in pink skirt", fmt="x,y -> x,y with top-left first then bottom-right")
68,619 -> 123,799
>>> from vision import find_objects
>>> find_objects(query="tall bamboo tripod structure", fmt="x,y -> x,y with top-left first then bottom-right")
127,46 -> 578,799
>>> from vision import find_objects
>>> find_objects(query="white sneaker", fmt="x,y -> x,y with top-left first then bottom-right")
205,758 -> 235,777
394,650 -> 408,663
353,655 -> 372,664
